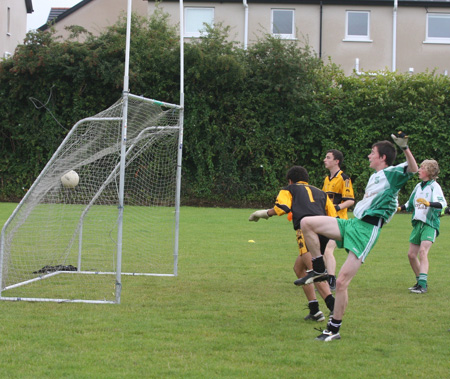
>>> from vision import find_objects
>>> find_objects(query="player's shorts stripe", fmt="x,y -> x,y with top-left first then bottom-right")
361,225 -> 380,262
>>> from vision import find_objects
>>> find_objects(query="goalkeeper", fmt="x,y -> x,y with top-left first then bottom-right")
398,159 -> 447,294
298,132 -> 418,341
249,166 -> 337,322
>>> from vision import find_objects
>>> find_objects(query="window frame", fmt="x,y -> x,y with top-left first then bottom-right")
271,9 -> 295,40
184,7 -> 215,38
344,10 -> 371,42
7,7 -> 11,36
425,13 -> 450,44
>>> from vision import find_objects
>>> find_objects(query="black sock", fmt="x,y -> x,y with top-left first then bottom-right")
328,317 -> 342,334
325,294 -> 335,312
308,300 -> 319,314
312,256 -> 326,273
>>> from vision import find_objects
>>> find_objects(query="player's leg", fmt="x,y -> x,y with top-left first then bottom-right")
418,240 -> 432,274
315,280 -> 335,315
333,252 -> 361,320
323,239 -> 337,290
410,240 -> 433,294
294,253 -> 324,321
316,251 -> 361,341
301,216 -> 342,257
407,242 -> 420,288
296,216 -> 341,285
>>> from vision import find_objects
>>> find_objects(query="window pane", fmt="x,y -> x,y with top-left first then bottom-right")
348,12 -> 368,36
185,8 -> 214,34
273,10 -> 293,34
429,15 -> 450,38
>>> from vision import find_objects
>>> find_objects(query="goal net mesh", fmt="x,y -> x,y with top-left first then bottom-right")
0,94 -> 181,303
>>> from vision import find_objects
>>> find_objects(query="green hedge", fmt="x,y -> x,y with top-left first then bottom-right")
1,12 -> 450,206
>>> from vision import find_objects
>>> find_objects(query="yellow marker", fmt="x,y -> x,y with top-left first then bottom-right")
248,240 -> 255,243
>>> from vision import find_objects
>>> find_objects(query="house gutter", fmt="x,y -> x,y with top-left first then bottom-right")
392,0 -> 398,71
319,1 -> 323,58
243,0 -> 249,49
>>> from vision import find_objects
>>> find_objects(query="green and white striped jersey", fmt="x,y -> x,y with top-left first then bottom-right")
354,162 -> 414,224
403,180 -> 447,233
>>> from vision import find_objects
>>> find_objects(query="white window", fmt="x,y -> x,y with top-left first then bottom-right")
426,13 -> 450,44
271,9 -> 295,39
185,8 -> 214,38
345,11 -> 371,42
7,7 -> 11,35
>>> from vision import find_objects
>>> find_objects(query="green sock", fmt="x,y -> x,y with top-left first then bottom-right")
418,273 -> 428,288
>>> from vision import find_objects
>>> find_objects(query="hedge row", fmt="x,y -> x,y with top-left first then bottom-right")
1,11 -> 450,206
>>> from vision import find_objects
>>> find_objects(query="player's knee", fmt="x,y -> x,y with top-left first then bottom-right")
418,249 -> 429,259
300,217 -> 311,231
335,276 -> 349,292
408,248 -> 421,260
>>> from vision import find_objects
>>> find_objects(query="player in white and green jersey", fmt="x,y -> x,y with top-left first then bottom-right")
398,159 -> 447,294
296,132 -> 418,341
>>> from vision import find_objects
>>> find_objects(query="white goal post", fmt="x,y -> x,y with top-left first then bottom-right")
0,93 -> 182,304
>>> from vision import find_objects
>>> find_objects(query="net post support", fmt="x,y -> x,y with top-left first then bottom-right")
115,0 -> 133,304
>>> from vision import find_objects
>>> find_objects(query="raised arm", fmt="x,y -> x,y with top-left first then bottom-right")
403,147 -> 418,173
391,131 -> 418,173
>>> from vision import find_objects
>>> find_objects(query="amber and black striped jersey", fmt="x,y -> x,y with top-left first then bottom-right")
273,181 -> 337,230
322,170 -> 355,220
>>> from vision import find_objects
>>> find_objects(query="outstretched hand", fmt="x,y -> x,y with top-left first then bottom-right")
391,131 -> 409,150
249,210 -> 270,222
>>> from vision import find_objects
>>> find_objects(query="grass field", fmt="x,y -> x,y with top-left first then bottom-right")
0,203 -> 448,378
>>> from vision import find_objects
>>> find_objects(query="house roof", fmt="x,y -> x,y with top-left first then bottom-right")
25,0 -> 33,14
39,0 -> 95,31
160,0 -> 450,4
47,8 -> 71,24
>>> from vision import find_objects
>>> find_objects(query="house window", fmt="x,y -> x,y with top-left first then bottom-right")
426,13 -> 450,44
185,8 -> 214,38
272,9 -> 295,39
345,11 -> 371,42
7,7 -> 11,35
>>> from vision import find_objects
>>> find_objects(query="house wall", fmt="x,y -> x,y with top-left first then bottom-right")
321,5 -> 394,74
0,0 -> 28,58
147,1 -> 450,76
246,3 -> 319,46
46,0 -> 147,40
147,2 -> 247,45
397,7 -> 449,74
37,0 -> 450,75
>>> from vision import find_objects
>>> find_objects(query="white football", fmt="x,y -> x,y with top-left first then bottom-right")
61,170 -> 79,188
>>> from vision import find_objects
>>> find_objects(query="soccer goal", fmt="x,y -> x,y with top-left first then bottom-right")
0,94 -> 182,303
0,0 -> 185,304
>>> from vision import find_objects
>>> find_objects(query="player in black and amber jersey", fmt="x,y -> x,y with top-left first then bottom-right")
322,150 -> 355,290
249,166 -> 337,322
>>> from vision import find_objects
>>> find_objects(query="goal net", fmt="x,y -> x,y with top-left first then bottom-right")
0,94 -> 182,303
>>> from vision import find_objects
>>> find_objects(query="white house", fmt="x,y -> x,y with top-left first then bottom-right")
39,0 -> 450,75
0,0 -> 33,59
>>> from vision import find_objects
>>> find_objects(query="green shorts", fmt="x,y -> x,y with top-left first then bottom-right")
409,221 -> 437,245
335,218 -> 382,262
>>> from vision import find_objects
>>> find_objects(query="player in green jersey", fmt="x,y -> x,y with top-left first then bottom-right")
398,159 -> 447,294
297,132 -> 418,341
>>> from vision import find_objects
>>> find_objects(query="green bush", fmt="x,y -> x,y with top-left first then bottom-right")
1,11 -> 450,206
